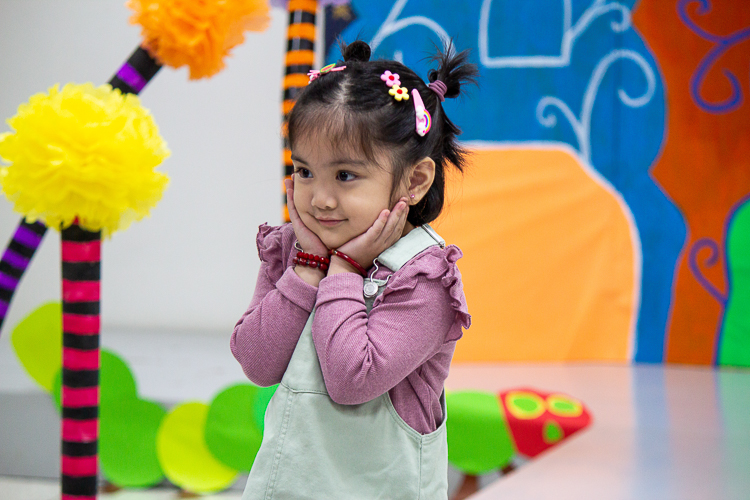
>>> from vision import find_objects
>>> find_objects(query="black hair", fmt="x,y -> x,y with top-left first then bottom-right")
287,39 -> 478,226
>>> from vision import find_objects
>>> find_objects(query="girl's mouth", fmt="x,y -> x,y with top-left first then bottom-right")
317,218 -> 344,227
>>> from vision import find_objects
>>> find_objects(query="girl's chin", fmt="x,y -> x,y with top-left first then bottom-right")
319,236 -> 346,250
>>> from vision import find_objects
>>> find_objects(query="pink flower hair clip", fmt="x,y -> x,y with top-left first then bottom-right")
308,63 -> 346,83
381,70 -> 400,87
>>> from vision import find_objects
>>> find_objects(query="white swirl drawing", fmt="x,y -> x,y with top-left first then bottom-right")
480,0 -> 631,68
370,0 -> 452,56
536,49 -> 656,163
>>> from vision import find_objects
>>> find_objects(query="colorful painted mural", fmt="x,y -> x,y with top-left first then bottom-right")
324,0 -> 750,365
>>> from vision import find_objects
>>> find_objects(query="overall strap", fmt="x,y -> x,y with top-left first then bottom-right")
376,223 -> 445,272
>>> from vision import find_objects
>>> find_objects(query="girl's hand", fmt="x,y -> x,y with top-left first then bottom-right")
286,177 -> 328,287
332,197 -> 410,274
285,177 -> 328,257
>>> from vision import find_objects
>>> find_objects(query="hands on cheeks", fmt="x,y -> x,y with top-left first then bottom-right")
285,177 -> 328,258
332,197 -> 410,276
285,177 -> 410,280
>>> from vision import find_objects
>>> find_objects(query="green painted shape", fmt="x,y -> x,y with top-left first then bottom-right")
543,420 -> 563,444
446,390 -> 515,474
10,302 -> 62,392
514,396 -> 540,413
720,200 -> 750,367
549,399 -> 576,414
100,397 -> 166,487
205,384 -> 264,471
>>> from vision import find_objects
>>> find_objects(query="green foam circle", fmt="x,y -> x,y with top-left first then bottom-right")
100,398 -> 166,487
157,402 -> 238,493
11,302 -> 62,392
100,350 -> 137,403
205,384 -> 264,471
446,390 -> 516,474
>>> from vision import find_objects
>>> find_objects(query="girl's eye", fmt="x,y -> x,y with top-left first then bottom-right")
337,171 -> 356,182
294,167 -> 312,178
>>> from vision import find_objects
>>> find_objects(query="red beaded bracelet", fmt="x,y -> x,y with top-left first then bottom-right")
293,251 -> 330,271
328,249 -> 367,276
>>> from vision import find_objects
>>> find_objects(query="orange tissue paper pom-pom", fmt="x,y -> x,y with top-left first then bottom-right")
127,0 -> 271,80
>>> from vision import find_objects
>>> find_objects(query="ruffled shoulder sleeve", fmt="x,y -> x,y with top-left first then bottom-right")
377,244 -> 471,340
256,223 -> 297,280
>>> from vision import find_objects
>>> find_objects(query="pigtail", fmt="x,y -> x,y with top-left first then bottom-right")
428,42 -> 478,100
427,42 -> 478,176
403,42 -> 478,226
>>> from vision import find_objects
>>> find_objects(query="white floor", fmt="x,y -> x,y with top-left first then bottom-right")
2,330 -> 750,500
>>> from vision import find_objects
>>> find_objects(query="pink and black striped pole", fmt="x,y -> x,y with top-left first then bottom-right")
60,46 -> 159,499
60,224 -> 101,500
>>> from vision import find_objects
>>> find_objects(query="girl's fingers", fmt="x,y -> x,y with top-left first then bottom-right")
383,200 -> 408,240
285,185 -> 301,224
367,209 -> 389,239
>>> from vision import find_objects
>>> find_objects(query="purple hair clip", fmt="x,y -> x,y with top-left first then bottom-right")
308,63 -> 346,83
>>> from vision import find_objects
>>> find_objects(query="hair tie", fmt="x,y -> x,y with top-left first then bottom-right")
428,80 -> 447,102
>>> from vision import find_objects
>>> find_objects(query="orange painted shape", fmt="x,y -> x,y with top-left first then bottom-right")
633,1 -> 750,364
433,147 -> 636,362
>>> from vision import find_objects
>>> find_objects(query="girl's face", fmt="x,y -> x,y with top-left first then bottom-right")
291,134 -> 410,249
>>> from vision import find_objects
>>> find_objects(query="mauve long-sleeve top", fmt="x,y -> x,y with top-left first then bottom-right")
231,223 -> 471,434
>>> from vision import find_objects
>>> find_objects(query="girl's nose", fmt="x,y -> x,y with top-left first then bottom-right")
311,189 -> 337,210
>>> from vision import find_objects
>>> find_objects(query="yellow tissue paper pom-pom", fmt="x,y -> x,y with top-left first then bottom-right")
128,0 -> 271,80
0,83 -> 170,237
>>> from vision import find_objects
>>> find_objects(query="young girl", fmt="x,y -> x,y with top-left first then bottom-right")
231,40 -> 476,499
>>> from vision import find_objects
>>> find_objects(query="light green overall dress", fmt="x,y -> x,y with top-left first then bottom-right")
242,225 -> 450,500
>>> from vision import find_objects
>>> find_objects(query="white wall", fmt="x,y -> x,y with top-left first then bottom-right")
0,1 -> 305,335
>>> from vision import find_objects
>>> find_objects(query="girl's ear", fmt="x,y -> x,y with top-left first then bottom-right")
406,157 -> 436,205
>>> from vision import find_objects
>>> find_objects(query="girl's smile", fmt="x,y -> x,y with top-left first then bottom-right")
316,218 -> 345,227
